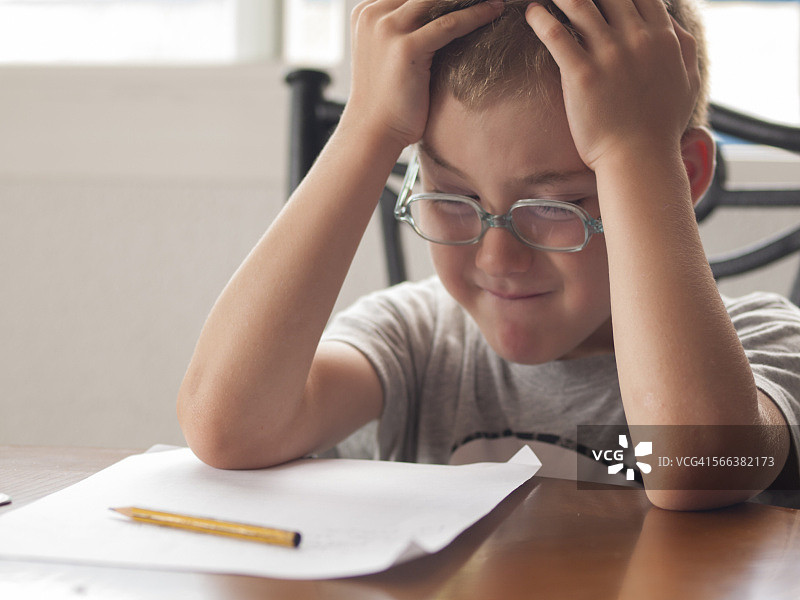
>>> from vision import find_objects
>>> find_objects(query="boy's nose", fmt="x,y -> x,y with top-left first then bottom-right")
475,226 -> 534,277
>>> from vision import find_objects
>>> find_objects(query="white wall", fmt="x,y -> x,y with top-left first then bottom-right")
1,61 -> 798,449
0,63 -> 401,449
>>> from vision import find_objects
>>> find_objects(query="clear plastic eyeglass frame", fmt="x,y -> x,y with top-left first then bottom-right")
393,151 -> 604,253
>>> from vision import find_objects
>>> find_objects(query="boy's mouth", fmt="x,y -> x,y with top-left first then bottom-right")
484,288 -> 550,301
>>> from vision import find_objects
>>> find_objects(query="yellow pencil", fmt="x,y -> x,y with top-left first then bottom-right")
110,507 -> 301,548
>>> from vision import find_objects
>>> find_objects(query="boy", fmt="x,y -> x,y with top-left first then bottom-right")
178,0 -> 800,510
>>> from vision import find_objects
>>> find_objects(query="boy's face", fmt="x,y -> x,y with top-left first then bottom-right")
420,90 -> 614,364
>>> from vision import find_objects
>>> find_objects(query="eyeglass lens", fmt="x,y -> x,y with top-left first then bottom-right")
408,197 -> 587,249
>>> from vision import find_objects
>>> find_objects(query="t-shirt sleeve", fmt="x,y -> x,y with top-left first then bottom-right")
320,279 -> 440,460
727,292 -> 800,499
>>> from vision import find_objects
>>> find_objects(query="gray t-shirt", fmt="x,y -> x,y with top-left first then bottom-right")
322,277 -> 800,507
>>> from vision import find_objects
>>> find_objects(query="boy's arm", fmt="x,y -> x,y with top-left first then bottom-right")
527,0 -> 790,509
177,0 -> 504,470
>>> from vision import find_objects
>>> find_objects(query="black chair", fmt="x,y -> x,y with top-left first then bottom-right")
285,69 -> 407,286
286,68 -> 800,301
701,104 -> 800,305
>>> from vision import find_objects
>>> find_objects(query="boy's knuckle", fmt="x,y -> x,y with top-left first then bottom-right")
351,0 -> 370,22
351,0 -> 366,14
683,33 -> 698,52
537,20 -> 570,45
432,13 -> 460,35
627,29 -> 653,53
354,0 -> 384,25
562,0 -> 595,14
661,28 -> 682,47
378,13 -> 404,38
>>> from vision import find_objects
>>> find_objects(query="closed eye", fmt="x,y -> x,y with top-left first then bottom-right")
532,197 -> 588,206
431,189 -> 480,201
429,198 -> 476,216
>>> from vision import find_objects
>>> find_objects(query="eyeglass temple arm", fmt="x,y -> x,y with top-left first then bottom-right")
395,151 -> 420,217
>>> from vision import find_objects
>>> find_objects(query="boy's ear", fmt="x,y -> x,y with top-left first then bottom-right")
681,127 -> 716,206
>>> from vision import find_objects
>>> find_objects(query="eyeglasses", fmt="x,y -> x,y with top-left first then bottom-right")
394,152 -> 603,253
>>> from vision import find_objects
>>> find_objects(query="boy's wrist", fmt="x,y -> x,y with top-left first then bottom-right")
592,140 -> 687,208
337,105 -> 412,161
592,137 -> 684,179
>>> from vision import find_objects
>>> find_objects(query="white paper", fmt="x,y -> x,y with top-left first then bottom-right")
0,446 -> 539,579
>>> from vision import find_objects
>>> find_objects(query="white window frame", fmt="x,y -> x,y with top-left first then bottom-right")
0,0 -> 282,65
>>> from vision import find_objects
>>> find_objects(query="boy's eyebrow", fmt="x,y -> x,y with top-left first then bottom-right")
418,142 -> 593,186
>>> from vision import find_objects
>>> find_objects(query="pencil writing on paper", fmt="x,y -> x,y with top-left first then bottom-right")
110,507 -> 301,548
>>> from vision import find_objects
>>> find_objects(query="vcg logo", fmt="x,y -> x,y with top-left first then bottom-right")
591,435 -> 653,481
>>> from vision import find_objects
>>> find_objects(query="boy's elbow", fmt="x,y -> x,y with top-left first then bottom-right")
180,418 -> 248,471
177,389 -> 239,469
177,375 -> 304,470
177,377 -> 276,471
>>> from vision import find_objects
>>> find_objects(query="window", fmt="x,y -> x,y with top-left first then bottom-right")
702,0 -> 800,125
0,0 -> 280,64
283,0 -> 345,66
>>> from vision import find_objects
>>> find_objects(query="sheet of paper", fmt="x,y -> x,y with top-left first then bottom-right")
0,446 -> 539,579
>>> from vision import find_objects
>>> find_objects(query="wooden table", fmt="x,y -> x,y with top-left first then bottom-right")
1,446 -> 799,599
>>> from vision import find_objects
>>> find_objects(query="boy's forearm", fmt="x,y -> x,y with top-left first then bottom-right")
177,0 -> 507,469
596,144 -> 789,506
598,144 -> 755,424
178,118 -> 403,468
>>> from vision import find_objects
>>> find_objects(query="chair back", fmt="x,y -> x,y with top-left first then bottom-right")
701,104 -> 800,305
286,69 -> 407,286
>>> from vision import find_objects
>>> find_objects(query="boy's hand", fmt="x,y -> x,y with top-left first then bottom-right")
525,0 -> 701,171
346,0 -> 504,149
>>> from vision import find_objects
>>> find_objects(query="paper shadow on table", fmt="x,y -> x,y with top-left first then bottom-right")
210,476 -> 542,600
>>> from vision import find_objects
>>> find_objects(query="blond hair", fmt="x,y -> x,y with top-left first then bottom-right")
427,0 -> 709,128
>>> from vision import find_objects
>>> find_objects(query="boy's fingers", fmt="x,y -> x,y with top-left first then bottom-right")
350,0 -> 373,24
384,0 -> 427,20
594,0 -> 641,27
525,2 -> 585,70
393,0 -> 442,24
630,0 -> 672,24
541,0 -> 608,35
353,0 -> 423,30
671,16 -> 700,90
352,0 -> 402,30
413,0 -> 504,53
